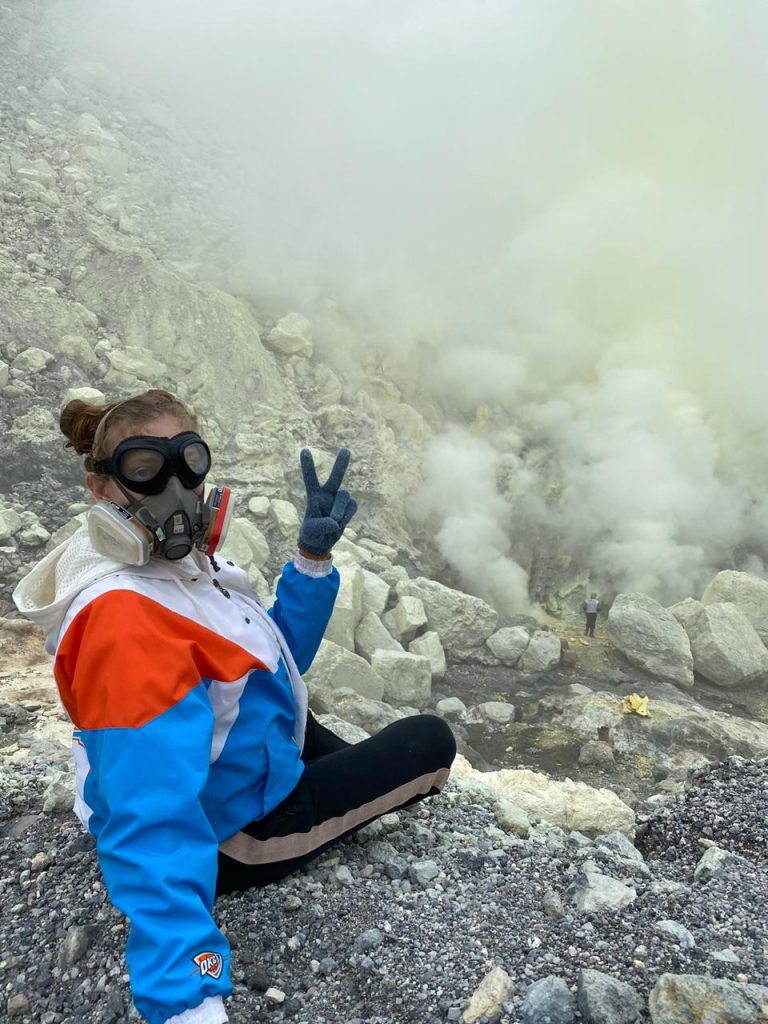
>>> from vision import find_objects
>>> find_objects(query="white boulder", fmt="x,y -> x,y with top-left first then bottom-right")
324,562 -> 364,651
682,602 -> 768,688
314,714 -> 370,745
0,507 -> 23,543
382,595 -> 427,644
62,386 -> 105,406
269,499 -> 300,538
371,650 -> 432,708
395,577 -> 498,654
76,112 -> 115,145
313,687 -> 406,734
520,631 -> 561,673
354,611 -> 403,661
305,641 -> 384,701
219,518 -> 270,571
247,495 -> 270,518
408,631 -> 447,679
104,346 -> 166,384
702,570 -> 768,644
13,156 -> 56,189
265,312 -> 313,357
361,569 -> 391,618
449,755 -> 635,837
435,697 -> 467,721
334,537 -> 371,563
472,701 -> 517,726
668,598 -> 703,633
359,537 -> 398,561
486,626 -> 530,666
11,409 -> 59,443
607,593 -> 694,688
39,77 -> 68,104
11,347 -> 54,374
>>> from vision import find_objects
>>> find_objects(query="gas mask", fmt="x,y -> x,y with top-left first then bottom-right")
87,432 -> 233,565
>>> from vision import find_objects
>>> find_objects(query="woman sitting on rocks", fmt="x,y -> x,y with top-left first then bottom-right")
13,388 -> 456,1024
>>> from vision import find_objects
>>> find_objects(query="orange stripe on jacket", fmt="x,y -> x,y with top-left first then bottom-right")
55,590 -> 267,730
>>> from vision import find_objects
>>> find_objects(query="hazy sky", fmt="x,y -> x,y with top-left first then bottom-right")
58,0 -> 768,608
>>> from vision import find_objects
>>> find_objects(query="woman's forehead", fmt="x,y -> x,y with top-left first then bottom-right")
108,414 -> 190,448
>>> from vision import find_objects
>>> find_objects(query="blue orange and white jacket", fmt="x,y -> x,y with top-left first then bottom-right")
13,523 -> 339,1024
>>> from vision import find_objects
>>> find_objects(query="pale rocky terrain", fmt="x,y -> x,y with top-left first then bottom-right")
2,2 -> 768,1022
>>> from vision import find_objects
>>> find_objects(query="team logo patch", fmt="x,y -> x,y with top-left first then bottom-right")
191,951 -> 224,980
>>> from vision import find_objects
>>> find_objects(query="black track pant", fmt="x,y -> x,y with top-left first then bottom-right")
585,612 -> 598,637
216,712 -> 456,895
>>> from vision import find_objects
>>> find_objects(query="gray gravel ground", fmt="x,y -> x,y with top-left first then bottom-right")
1,756 -> 767,1023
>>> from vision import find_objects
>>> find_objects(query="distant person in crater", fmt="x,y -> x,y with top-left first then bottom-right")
13,388 -> 456,1024
581,592 -> 600,637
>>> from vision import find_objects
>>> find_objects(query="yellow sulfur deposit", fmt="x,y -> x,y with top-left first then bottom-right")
621,693 -> 651,717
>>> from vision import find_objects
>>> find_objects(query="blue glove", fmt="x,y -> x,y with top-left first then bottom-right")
298,447 -> 357,556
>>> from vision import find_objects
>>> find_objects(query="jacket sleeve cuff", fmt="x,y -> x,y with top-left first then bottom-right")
164,996 -> 228,1024
293,551 -> 334,577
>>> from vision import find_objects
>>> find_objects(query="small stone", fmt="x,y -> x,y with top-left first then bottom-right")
543,889 -> 565,920
30,851 -> 52,872
283,894 -> 302,911
60,924 -> 100,967
654,920 -> 696,949
579,740 -> 615,769
521,975 -> 576,1024
595,832 -> 645,864
570,872 -> 637,914
7,992 -> 31,1017
710,949 -> 740,963
353,928 -> 384,953
265,987 -> 286,1004
463,966 -> 515,1024
577,968 -> 645,1024
409,858 -> 439,886
333,865 -> 354,885
693,845 -> 740,882
43,769 -> 75,813
246,966 -> 271,992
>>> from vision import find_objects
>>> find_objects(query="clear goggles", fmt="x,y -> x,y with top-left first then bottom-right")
93,432 -> 211,496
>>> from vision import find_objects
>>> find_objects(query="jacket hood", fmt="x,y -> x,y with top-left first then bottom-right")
13,521 -> 206,654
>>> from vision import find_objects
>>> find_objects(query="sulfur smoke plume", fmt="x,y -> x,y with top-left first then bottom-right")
58,0 -> 768,610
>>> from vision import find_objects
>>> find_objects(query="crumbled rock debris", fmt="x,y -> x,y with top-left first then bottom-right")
1,756 -> 766,1023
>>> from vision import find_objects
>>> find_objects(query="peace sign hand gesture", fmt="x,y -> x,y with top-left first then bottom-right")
298,447 -> 358,557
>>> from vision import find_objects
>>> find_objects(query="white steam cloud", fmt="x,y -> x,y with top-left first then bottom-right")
58,0 -> 768,610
